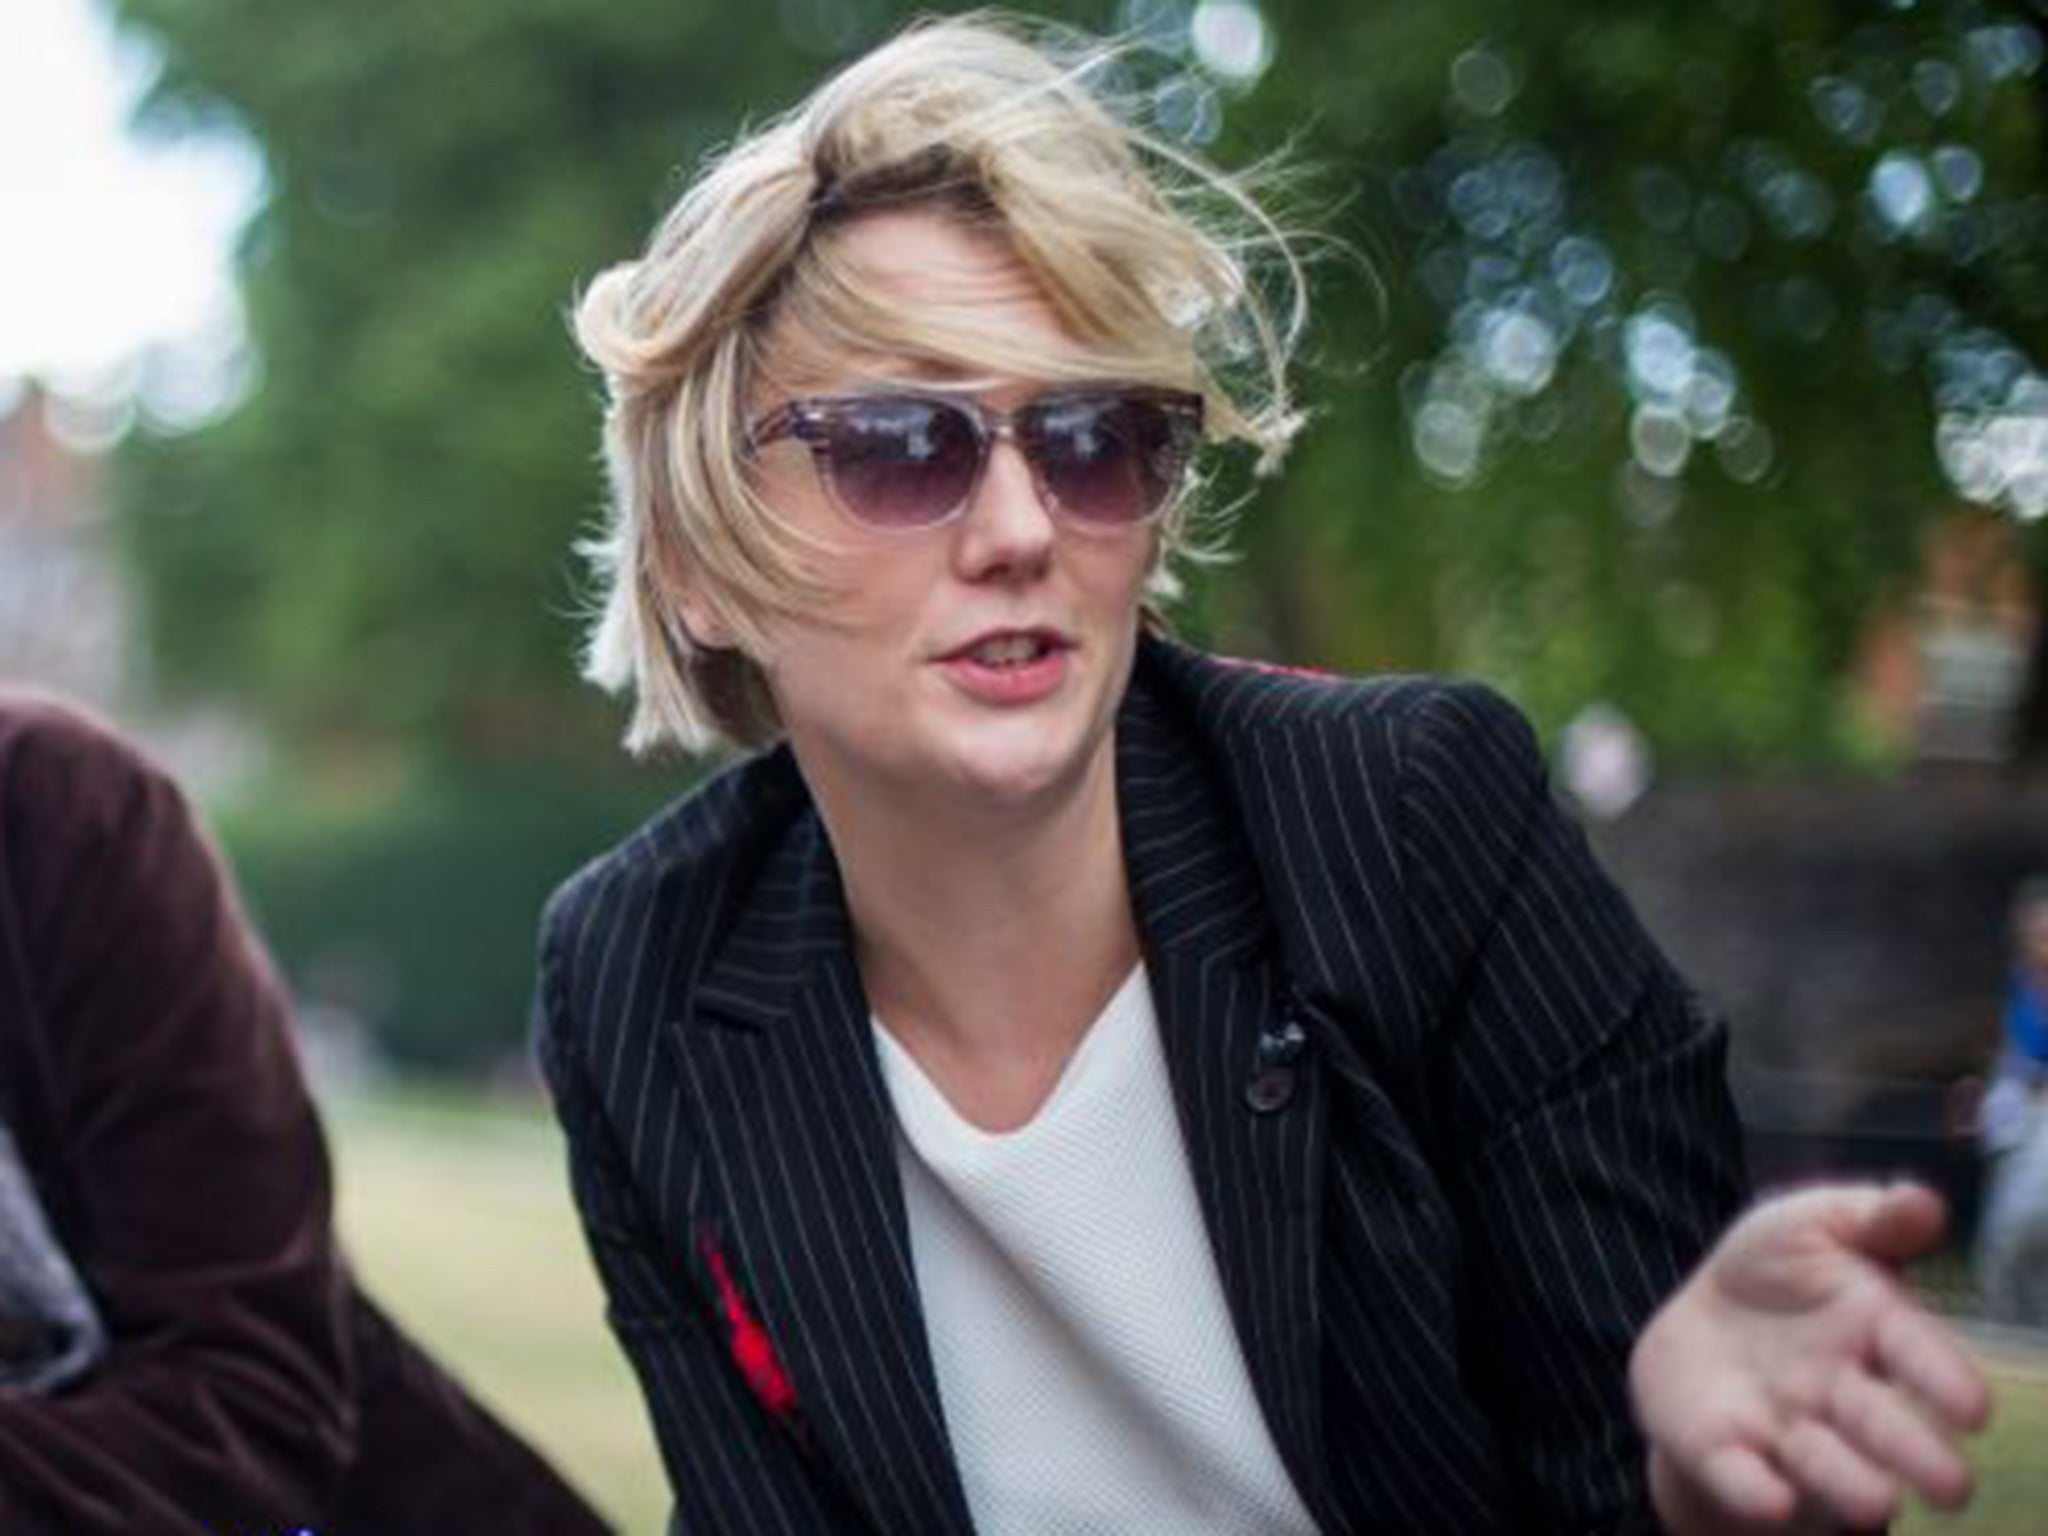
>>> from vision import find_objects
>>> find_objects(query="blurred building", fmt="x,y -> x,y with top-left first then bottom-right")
0,379 -> 259,795
1855,509 -> 2038,763
0,381 -> 129,709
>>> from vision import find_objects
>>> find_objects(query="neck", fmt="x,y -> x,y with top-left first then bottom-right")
806,743 -> 1140,1108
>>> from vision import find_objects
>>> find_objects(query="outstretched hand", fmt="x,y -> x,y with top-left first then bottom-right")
1631,1183 -> 1992,1533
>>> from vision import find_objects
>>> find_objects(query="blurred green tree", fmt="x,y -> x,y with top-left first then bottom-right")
113,0 -> 2047,769
112,0 -> 854,759
106,0 -> 885,1063
1190,0 -> 2048,763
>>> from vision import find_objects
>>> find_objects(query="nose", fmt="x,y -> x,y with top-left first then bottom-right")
952,432 -> 1055,582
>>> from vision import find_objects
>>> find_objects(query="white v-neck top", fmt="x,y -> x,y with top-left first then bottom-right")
873,964 -> 1321,1536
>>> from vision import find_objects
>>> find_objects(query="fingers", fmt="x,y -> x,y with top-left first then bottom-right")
1873,1303 -> 1993,1435
1650,1442 -> 1806,1534
1815,1181 -> 1988,1437
1781,1416 -> 1902,1529
1690,1443 -> 1799,1525
1659,1376 -> 1978,1536
1647,1180 -> 1992,1531
1826,1367 -> 1975,1510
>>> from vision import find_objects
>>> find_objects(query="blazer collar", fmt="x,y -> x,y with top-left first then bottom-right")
679,638 -> 1338,1532
687,637 -> 1280,1011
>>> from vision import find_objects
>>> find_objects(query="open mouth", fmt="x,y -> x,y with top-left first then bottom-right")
945,628 -> 1073,669
937,629 -> 1073,703
964,633 -> 1059,668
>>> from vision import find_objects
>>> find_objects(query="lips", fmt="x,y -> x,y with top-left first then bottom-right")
939,628 -> 1072,667
935,627 -> 1074,704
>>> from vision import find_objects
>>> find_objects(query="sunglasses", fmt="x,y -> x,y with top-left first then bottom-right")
748,386 -> 1204,533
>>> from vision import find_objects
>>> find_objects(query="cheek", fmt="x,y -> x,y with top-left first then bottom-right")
751,609 -> 893,711
1078,533 -> 1158,611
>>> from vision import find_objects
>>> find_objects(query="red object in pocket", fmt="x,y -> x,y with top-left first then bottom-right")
700,1234 -> 799,1420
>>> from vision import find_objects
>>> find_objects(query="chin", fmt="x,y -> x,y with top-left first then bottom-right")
934,749 -> 1066,807
949,720 -> 1113,807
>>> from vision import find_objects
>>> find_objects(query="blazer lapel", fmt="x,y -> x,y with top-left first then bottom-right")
674,808 -> 976,1536
1116,669 -> 1342,1528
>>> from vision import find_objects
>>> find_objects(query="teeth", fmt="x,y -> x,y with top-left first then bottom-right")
970,634 -> 1046,667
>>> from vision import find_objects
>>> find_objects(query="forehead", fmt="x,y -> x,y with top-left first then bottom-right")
757,206 -> 1094,392
841,208 -> 1047,306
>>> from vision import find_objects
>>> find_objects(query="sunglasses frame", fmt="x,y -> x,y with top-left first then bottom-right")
747,385 -> 1205,534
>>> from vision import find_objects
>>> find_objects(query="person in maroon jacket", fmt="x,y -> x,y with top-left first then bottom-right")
0,688 -> 611,1536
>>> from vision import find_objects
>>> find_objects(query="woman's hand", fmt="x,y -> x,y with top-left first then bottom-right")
1631,1183 -> 1992,1533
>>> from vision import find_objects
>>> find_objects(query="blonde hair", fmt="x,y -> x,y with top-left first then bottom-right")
574,11 -> 1307,754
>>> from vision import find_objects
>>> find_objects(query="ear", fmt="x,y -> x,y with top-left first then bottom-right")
673,586 -> 737,651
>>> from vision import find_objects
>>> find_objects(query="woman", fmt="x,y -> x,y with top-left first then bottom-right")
538,16 -> 1987,1533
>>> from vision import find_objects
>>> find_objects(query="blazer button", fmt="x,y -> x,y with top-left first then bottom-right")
1257,1017 -> 1307,1068
1245,1064 -> 1296,1114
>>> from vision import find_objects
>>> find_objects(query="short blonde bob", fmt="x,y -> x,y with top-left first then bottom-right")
574,11 -> 1306,754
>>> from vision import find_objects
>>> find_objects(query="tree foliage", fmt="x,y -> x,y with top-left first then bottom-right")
113,0 -> 837,759
1194,0 -> 2048,762
112,0 -> 2048,768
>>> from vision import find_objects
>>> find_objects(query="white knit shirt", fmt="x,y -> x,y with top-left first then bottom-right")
873,965 -> 1321,1536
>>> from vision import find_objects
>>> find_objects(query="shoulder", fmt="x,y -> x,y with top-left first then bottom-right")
535,743 -> 806,1022
0,695 -> 263,1066
1131,640 -> 1562,975
0,689 -> 160,803
0,691 -> 187,870
1135,635 -> 1544,789
1127,639 -> 1562,933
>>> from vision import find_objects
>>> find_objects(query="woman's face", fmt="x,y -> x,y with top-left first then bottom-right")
733,208 -> 1157,822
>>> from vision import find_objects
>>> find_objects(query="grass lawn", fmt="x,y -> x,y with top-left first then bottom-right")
327,1083 -> 670,1533
1902,1333 -> 2048,1535
326,1081 -> 2048,1535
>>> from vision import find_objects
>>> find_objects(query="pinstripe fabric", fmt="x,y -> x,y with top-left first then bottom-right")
535,635 -> 1747,1535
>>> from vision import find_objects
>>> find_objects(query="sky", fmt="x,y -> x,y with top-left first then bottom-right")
0,0 -> 259,414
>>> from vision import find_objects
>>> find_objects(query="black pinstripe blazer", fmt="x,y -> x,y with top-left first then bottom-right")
536,635 -> 1747,1535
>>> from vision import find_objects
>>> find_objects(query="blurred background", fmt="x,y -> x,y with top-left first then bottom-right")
5,0 -> 2048,1527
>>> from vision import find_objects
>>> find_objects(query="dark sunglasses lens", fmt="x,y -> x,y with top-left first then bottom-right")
1031,395 -> 1191,525
824,400 -> 980,529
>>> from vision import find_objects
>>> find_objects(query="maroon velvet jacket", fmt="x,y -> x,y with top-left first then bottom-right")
0,691 -> 610,1535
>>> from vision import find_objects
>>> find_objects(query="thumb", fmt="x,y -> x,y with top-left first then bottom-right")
1847,1182 -> 1948,1265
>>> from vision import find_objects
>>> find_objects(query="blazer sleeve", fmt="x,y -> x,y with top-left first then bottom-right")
1394,681 -> 1747,1530
534,882 -> 839,1536
530,894 -> 698,1367
0,708 -> 353,1533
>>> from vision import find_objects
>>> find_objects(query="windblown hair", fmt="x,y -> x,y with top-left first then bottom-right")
574,11 -> 1307,754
